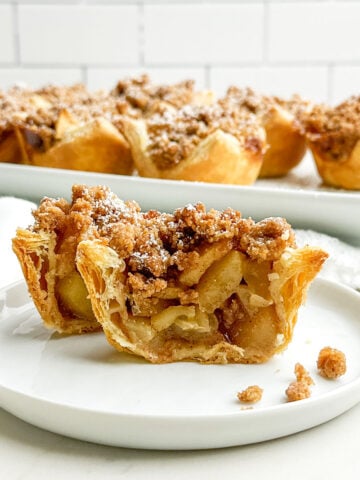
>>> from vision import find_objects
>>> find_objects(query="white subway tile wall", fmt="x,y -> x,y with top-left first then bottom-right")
0,5 -> 15,63
143,4 -> 264,64
0,0 -> 359,104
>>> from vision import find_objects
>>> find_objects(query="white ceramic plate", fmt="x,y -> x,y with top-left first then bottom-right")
1,161 -> 360,245
1,278 -> 360,450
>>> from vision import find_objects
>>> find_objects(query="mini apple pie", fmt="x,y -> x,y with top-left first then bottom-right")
124,103 -> 267,185
219,87 -> 308,178
304,96 -> 360,190
13,185 -> 327,364
0,85 -> 133,175
0,86 -> 51,164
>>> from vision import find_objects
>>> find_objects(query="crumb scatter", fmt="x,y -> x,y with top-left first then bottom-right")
237,385 -> 263,404
317,347 -> 346,379
285,362 -> 314,402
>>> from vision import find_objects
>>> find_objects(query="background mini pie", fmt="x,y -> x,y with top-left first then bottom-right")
304,96 -> 360,190
219,86 -> 309,178
0,84 -> 133,175
124,103 -> 267,185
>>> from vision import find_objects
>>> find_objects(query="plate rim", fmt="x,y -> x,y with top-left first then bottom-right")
1,277 -> 360,422
1,162 -> 360,200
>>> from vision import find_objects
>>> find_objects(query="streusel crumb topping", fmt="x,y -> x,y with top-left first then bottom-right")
112,74 -> 198,117
32,185 -> 296,295
146,104 -> 265,168
220,86 -> 310,120
0,84 -> 129,147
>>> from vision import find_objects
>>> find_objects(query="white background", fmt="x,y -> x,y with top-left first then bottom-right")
0,0 -> 360,104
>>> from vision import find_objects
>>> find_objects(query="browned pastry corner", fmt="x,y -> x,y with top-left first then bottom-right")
0,87 -> 49,164
0,85 -> 134,175
0,130 -> 22,164
304,96 -> 360,190
17,115 -> 132,175
124,103 -> 267,185
69,186 -> 328,364
220,87 -> 308,178
111,74 -> 215,118
12,185 -> 141,334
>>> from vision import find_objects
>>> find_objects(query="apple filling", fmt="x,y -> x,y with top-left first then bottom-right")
56,271 -> 96,322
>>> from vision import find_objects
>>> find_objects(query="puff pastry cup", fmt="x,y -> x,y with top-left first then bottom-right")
13,184 -> 327,364
220,87 -> 308,178
0,84 -> 133,174
304,96 -> 360,190
124,103 -> 267,185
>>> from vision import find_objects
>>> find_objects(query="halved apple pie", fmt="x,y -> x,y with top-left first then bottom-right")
13,185 -> 327,363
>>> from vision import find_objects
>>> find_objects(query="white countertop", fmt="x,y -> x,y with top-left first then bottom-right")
1,196 -> 360,480
1,403 -> 360,480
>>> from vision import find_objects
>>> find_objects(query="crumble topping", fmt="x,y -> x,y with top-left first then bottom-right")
0,76 -> 210,150
237,385 -> 263,403
317,347 -> 347,379
220,86 -> 309,122
220,86 -> 278,116
303,96 -> 360,160
285,362 -> 314,402
112,74 -> 198,116
146,104 -> 265,169
32,185 -> 296,297
0,84 -> 129,148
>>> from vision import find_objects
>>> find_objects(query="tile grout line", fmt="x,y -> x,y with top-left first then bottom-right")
262,0 -> 269,65
81,65 -> 88,85
12,1 -> 20,65
204,65 -> 211,90
327,63 -> 334,104
139,1 -> 145,67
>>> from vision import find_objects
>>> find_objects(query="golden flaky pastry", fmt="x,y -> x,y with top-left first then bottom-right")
12,185 -> 142,334
304,96 -> 360,190
10,184 -> 324,364
124,104 -> 267,185
220,87 -> 309,178
0,85 -> 133,174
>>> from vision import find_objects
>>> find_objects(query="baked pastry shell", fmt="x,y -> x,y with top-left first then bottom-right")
308,138 -> 360,190
0,131 -> 24,164
16,117 -> 134,175
258,105 -> 307,178
12,228 -> 100,334
124,118 -> 265,185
